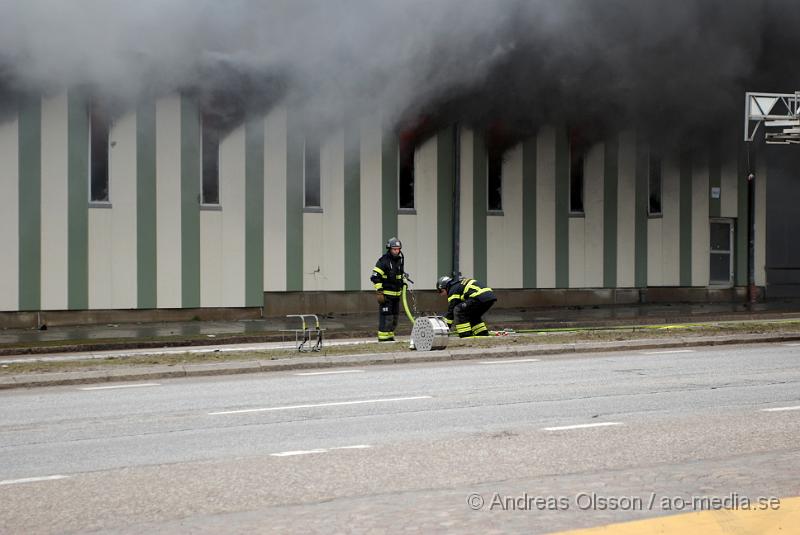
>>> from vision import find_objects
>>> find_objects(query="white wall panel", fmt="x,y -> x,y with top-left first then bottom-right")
616,130 -> 636,287
720,149 -> 738,218
321,130 -> 345,290
0,115 -> 19,311
691,157 -> 710,285
200,211 -> 223,306
155,95 -> 182,307
412,136 -> 438,289
487,144 -> 523,288
40,93 -> 69,310
583,143 -> 604,287
536,127 -> 556,288
220,125 -> 246,306
661,154 -> 680,285
568,218 -> 586,287
459,128 -> 475,278
647,218 -> 663,285
360,118 -> 383,290
264,107 -> 287,291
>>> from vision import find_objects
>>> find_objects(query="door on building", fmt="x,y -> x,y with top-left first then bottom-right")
709,219 -> 734,287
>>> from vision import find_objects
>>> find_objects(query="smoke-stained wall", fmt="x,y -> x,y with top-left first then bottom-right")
0,90 -> 772,313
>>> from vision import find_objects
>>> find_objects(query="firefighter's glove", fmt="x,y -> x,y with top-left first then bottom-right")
376,292 -> 385,304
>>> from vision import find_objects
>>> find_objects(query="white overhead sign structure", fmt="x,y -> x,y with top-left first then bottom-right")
745,92 -> 800,144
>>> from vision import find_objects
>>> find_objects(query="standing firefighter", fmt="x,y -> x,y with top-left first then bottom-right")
436,275 -> 497,337
371,237 -> 405,342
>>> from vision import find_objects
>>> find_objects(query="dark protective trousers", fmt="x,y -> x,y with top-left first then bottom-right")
453,298 -> 496,337
378,296 -> 400,341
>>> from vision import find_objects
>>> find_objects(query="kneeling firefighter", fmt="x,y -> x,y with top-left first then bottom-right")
370,237 -> 405,341
436,275 -> 497,337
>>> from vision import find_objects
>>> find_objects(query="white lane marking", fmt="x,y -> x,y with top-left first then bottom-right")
79,383 -> 161,391
0,475 -> 70,486
270,449 -> 327,457
782,343 -> 800,346
641,349 -> 695,355
479,358 -> 540,365
542,422 -> 624,431
209,395 -> 432,416
271,445 -> 372,457
761,405 -> 800,412
294,370 -> 365,376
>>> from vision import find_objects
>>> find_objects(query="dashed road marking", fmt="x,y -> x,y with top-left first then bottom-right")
294,370 -> 365,376
79,383 -> 161,391
271,445 -> 372,457
479,358 -> 541,365
542,422 -> 624,431
641,349 -> 695,355
0,475 -> 70,486
208,395 -> 432,415
761,405 -> 800,412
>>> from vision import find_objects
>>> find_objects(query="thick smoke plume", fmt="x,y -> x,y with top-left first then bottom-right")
1,0 -> 799,144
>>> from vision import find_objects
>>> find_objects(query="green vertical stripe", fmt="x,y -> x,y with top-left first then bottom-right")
67,91 -> 89,309
603,135 -> 619,288
522,136 -> 537,288
679,150 -> 693,286
245,117 -> 265,306
736,144 -> 750,286
709,144 -> 721,219
344,128 -> 361,291
381,128 -> 398,245
136,100 -> 157,308
437,126 -> 454,278
634,137 -> 648,288
180,94 -> 200,307
555,126 -> 569,288
286,113 -> 303,291
472,131 -> 487,282
18,98 -> 41,311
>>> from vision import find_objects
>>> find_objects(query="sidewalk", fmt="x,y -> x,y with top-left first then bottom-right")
3,299 -> 800,352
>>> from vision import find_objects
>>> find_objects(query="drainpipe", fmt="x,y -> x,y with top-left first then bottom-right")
452,123 -> 461,278
747,172 -> 756,304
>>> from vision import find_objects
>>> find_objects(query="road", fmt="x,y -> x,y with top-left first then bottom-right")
1,342 -> 798,533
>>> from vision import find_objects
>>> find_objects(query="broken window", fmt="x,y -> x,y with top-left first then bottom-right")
89,103 -> 110,203
648,153 -> 662,216
304,137 -> 321,209
569,134 -> 585,214
201,113 -> 220,205
487,147 -> 503,212
398,139 -> 415,210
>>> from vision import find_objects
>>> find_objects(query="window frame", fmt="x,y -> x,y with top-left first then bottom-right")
569,142 -> 585,216
648,152 -> 663,217
88,102 -> 111,206
303,136 -> 322,211
398,141 -> 415,212
487,146 -> 504,214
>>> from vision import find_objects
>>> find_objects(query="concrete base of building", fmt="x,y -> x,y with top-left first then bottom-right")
262,287 -> 754,317
0,287 -> 758,329
0,307 -> 263,330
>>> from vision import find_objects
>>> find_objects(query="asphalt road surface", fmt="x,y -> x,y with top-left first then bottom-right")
1,342 -> 798,534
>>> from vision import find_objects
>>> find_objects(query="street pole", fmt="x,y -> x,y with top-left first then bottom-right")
747,173 -> 756,304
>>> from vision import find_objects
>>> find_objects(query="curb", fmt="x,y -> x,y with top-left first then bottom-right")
2,331 -> 799,390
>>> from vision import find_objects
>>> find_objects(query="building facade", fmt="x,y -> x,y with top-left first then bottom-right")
0,90 -> 768,316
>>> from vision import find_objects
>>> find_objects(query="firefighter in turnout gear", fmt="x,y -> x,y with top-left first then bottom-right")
370,237 -> 406,341
436,275 -> 497,337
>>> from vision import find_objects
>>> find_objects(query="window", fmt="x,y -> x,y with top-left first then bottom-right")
487,147 -> 503,212
201,113 -> 220,205
304,137 -> 321,209
569,137 -> 585,214
398,139 -> 415,210
89,104 -> 110,203
648,153 -> 662,216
